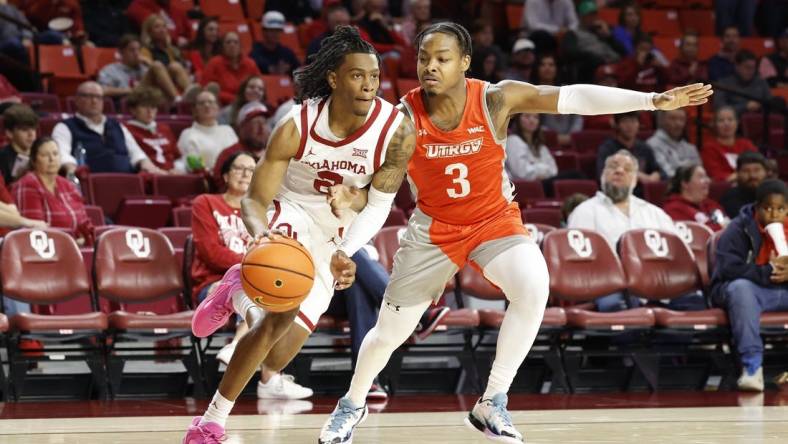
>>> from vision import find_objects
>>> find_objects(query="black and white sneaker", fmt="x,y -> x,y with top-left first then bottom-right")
414,306 -> 450,341
464,393 -> 523,443
318,397 -> 368,444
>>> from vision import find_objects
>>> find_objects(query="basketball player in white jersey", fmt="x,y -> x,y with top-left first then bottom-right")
183,26 -> 415,443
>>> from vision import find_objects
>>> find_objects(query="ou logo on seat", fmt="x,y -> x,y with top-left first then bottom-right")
644,229 -> 669,257
525,224 -> 544,243
29,230 -> 56,259
674,222 -> 693,244
125,229 -> 151,258
566,230 -> 593,258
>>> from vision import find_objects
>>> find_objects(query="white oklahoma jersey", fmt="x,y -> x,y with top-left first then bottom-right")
266,96 -> 403,332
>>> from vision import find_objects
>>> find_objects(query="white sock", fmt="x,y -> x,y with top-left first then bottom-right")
346,299 -> 431,406
479,242 -> 550,399
232,289 -> 256,317
201,391 -> 234,427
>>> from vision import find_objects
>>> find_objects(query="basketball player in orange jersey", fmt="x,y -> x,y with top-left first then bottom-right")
182,26 -> 416,443
319,22 -> 712,443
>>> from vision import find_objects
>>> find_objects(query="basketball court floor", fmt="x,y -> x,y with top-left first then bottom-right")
1,392 -> 787,443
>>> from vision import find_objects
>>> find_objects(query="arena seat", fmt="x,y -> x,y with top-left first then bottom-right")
158,227 -> 192,250
553,179 -> 598,200
19,92 -> 61,113
521,208 -> 562,227
396,78 -> 420,97
172,206 -> 193,227
511,179 -> 545,208
674,221 -> 714,288
88,174 -> 171,227
84,205 -> 106,226
394,181 -> 416,215
709,181 -> 732,203
740,38 -> 775,58
81,46 -> 120,77
505,3 -> 523,31
384,207 -> 407,227
524,223 -> 556,245
597,8 -> 619,27
65,95 -> 116,114
642,181 -> 668,207
641,10 -> 681,37
372,225 -> 406,273
151,174 -> 207,205
653,36 -> 680,62
678,10 -> 715,36
244,0 -> 265,20
697,36 -> 721,60
218,21 -> 253,54
0,228 -> 108,400
378,78 -> 398,104
94,227 -> 202,398
571,130 -> 609,153
741,113 -> 784,146
202,0 -> 245,22
553,150 -> 579,172
260,74 -> 295,106
36,45 -> 87,96
156,116 -> 192,139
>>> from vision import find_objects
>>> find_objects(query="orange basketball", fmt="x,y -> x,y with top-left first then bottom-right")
241,236 -> 315,313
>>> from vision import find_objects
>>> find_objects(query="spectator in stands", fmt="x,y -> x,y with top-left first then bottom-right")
219,75 -> 268,126
202,32 -> 262,106
611,2 -> 646,56
663,164 -> 729,232
716,50 -> 773,116
505,113 -> 557,181
701,106 -> 757,183
0,0 -> 33,66
522,0 -> 578,55
669,32 -> 709,86
470,46 -> 503,83
188,16 -> 221,81
213,101 -> 270,190
13,137 -> 93,244
306,4 -> 359,58
21,0 -> 87,44
0,174 -> 46,233
356,0 -> 415,76
127,0 -> 190,47
532,54 -> 581,145
503,38 -> 536,82
81,0 -> 133,48
562,1 -> 625,83
596,112 -> 663,184
647,109 -> 700,178
124,87 -> 181,173
616,34 -> 669,93
720,151 -> 768,217
715,0 -> 757,37
470,19 -> 505,82
581,64 -> 618,130
1,104 -> 37,184
399,0 -> 432,46
711,179 -> 788,392
569,150 -> 686,311
759,29 -> 788,88
99,35 -> 197,103
53,81 -> 166,175
708,26 -> 741,82
560,192 -> 589,227
176,90 -> 238,173
190,151 -> 314,399
250,11 -> 301,76
265,0 -> 318,24
139,15 -> 194,93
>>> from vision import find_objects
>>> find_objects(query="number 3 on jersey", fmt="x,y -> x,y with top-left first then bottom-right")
445,163 -> 470,198
313,170 -> 344,194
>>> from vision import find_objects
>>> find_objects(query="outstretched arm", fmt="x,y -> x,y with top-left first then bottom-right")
241,118 -> 299,237
335,117 -> 416,258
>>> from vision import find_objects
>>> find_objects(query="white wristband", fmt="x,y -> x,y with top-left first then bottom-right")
557,84 -> 657,115
337,186 -> 397,257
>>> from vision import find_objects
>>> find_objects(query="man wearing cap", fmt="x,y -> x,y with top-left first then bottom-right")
250,11 -> 301,75
720,151 -> 769,218
212,101 -> 271,189
503,38 -> 536,82
562,0 -> 626,83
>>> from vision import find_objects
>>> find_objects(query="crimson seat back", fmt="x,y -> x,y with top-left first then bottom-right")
522,208 -> 561,227
524,223 -> 556,245
372,226 -> 407,273
95,228 -> 183,313
618,229 -> 700,299
553,179 -> 598,200
675,221 -> 714,288
88,174 -> 145,220
152,175 -> 206,204
542,229 -> 627,302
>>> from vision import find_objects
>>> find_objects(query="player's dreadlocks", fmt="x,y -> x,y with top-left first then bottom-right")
294,25 -> 379,103
415,22 -> 473,57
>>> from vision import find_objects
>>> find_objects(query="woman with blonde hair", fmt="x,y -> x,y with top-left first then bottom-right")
140,14 -> 195,102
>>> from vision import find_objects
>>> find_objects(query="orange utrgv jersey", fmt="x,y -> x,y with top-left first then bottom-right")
401,78 -> 515,225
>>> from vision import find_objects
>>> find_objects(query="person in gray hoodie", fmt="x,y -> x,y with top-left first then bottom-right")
647,109 -> 700,178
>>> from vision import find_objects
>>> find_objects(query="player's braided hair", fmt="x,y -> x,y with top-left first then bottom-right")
293,25 -> 379,103
415,22 -> 473,57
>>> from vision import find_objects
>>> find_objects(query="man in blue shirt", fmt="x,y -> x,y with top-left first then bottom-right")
249,11 -> 300,75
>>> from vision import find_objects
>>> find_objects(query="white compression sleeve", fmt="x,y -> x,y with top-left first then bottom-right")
337,186 -> 397,257
557,84 -> 657,115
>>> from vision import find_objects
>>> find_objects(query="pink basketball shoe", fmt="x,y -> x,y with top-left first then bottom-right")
192,264 -> 242,338
182,416 -> 225,444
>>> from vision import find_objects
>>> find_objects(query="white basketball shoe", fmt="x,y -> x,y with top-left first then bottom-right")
464,393 -> 524,443
318,397 -> 368,444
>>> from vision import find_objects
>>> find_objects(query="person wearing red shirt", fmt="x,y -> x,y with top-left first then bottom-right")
127,0 -> 190,46
124,87 -> 181,172
668,31 -> 709,87
663,164 -> 729,232
616,35 -> 669,92
12,137 -> 93,244
702,106 -> 757,183
188,17 -> 221,82
201,32 -> 262,106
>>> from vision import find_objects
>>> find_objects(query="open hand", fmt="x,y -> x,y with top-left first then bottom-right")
327,185 -> 360,218
653,83 -> 713,110
330,250 -> 356,290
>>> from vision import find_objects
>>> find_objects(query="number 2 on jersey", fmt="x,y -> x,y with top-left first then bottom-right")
445,163 -> 470,198
313,170 -> 344,194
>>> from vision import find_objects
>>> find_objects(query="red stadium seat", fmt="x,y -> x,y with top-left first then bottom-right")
709,181 -> 732,203
82,46 -> 120,77
505,3 -> 524,31
571,130 -> 610,153
511,179 -> 545,208
0,229 -> 108,399
65,95 -> 116,114
542,129 -> 560,149
384,207 -> 407,227
115,196 -> 172,229
261,74 -> 295,106
524,222 -> 556,245
553,150 -> 579,172
94,227 -> 201,397
19,93 -> 61,113
151,174 -> 207,205
244,0 -> 266,20
158,227 -> 192,250
697,36 -> 721,60
553,179 -> 598,200
202,0 -> 245,22
740,38 -> 775,58
741,113 -> 784,146
678,10 -> 715,36
396,78 -> 420,97
378,78 -> 397,104
219,21 -> 253,55
372,225 -> 406,272
156,116 -> 192,139
521,208 -> 562,227
36,45 -> 87,96
674,221 -> 714,288
597,8 -> 619,27
172,206 -> 193,227
88,173 -> 145,220
84,205 -> 106,226
642,181 -> 668,207
653,37 -> 680,63
394,181 -> 416,214
641,10 -> 681,37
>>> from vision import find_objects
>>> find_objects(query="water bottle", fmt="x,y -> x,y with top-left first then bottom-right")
67,171 -> 81,193
75,142 -> 86,166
